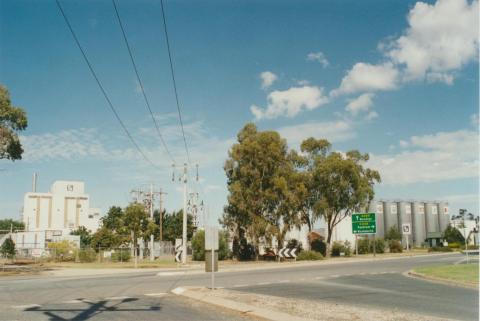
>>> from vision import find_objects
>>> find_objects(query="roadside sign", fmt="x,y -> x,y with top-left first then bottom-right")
402,223 -> 411,235
205,226 -> 219,250
175,238 -> 182,263
352,213 -> 376,234
279,247 -> 297,259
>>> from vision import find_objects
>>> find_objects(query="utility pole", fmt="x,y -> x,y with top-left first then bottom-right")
159,188 -> 168,241
182,163 -> 188,264
149,183 -> 154,261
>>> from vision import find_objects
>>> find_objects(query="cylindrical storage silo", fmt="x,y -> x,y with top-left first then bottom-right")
368,200 -> 385,239
438,201 -> 450,235
384,201 -> 399,234
398,201 -> 413,246
425,202 -> 439,234
412,202 -> 426,247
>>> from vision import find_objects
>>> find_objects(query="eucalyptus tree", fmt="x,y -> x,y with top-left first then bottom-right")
0,85 -> 27,161
223,123 -> 292,257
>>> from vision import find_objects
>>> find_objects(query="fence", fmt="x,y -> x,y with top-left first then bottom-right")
1,240 -> 184,264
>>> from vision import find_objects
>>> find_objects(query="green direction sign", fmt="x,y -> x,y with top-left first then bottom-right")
352,213 -> 376,234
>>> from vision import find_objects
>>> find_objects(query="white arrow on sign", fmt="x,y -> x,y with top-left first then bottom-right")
279,247 -> 297,258
175,250 -> 182,263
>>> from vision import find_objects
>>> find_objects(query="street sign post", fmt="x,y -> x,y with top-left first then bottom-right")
352,213 -> 377,256
402,223 -> 411,251
205,226 -> 219,290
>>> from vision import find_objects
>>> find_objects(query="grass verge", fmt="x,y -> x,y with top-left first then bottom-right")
413,263 -> 479,287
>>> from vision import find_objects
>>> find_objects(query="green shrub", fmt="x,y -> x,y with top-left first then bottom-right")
1,237 -> 15,259
310,239 -> 327,256
47,240 -> 76,262
355,238 -> 385,254
191,229 -> 231,261
296,250 -> 323,261
389,240 -> 403,253
78,248 -> 97,262
343,241 -> 352,257
428,246 -> 453,252
191,230 -> 205,261
332,241 -> 351,257
447,242 -> 462,249
357,239 -> 370,254
385,226 -> 402,241
370,238 -> 385,254
111,250 -> 131,262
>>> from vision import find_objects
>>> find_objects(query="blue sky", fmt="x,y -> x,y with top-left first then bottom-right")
0,0 -> 478,225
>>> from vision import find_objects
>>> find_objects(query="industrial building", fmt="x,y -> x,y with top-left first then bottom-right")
7,178 -> 102,256
331,199 -> 450,247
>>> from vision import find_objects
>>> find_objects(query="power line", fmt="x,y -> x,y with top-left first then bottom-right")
56,0 -> 161,170
112,0 -> 176,165
159,0 -> 191,164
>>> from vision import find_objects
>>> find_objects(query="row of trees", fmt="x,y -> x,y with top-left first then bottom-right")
221,123 -> 381,256
72,203 -> 196,250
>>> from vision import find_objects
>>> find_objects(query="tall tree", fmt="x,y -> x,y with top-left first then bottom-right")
311,149 -> 380,253
0,85 -> 28,160
155,209 -> 194,243
223,123 -> 291,256
124,202 -> 150,250
70,226 -> 93,248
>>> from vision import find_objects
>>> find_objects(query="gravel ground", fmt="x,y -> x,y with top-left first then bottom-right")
197,288 -> 455,321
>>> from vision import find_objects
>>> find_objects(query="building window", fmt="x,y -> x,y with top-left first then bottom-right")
88,215 -> 94,219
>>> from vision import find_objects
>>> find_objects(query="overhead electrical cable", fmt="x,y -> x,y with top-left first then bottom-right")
56,0 -> 161,170
112,0 -> 176,165
159,0 -> 191,164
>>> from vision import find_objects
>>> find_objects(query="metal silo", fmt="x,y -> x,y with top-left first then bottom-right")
368,200 -> 384,238
384,201 -> 399,234
398,201 -> 413,246
412,202 -> 426,247
437,201 -> 450,234
425,202 -> 439,234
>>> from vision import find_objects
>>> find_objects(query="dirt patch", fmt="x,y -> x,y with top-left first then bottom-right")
190,288 -> 454,321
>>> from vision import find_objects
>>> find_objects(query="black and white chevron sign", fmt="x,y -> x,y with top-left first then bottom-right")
279,247 -> 297,258
175,244 -> 182,263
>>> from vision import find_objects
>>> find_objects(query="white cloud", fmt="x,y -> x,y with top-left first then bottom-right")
260,71 -> 278,89
399,140 -> 409,148
385,0 -> 479,83
306,51 -> 329,67
251,86 -> 329,120
277,120 -> 355,147
368,129 -> 479,185
365,111 -> 378,121
331,63 -> 399,96
346,93 -> 375,116
296,80 -> 310,86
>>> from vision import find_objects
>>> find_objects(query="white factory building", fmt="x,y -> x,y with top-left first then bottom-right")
9,180 -> 101,256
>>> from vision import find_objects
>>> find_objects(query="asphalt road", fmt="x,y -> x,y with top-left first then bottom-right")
0,253 -> 477,321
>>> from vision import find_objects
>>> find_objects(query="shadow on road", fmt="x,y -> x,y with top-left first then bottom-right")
24,297 -> 161,321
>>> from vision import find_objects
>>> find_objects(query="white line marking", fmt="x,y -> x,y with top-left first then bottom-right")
104,296 -> 133,301
315,276 -> 324,280
277,280 -> 290,283
12,304 -> 41,309
157,271 -> 185,276
331,274 -> 340,278
257,282 -> 271,285
233,284 -> 248,288
144,292 -> 167,297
